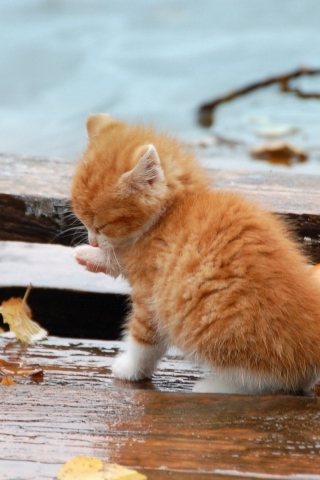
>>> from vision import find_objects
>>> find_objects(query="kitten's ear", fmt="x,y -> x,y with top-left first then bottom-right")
86,113 -> 114,140
119,144 -> 165,194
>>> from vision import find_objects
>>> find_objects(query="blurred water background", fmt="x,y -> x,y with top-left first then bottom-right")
0,0 -> 319,173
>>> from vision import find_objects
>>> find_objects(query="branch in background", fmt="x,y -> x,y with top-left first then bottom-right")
198,66 -> 320,127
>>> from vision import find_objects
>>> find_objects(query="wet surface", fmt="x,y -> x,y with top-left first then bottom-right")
1,385 -> 320,479
0,335 -> 203,392
1,336 -> 320,479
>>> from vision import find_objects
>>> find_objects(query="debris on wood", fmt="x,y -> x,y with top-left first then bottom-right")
256,124 -> 299,138
0,357 -> 43,382
198,66 -> 320,127
57,456 -> 147,480
186,133 -> 243,148
249,141 -> 308,166
0,284 -> 48,345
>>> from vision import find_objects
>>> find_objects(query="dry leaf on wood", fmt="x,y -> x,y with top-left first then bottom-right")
0,285 -> 48,344
249,141 -> 307,166
1,376 -> 17,386
57,456 -> 147,480
0,357 -> 43,379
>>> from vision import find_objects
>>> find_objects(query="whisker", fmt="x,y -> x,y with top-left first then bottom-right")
49,224 -> 88,245
110,245 -> 122,273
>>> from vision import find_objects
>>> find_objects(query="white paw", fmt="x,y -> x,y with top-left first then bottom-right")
112,352 -> 151,381
74,245 -> 107,273
74,245 -> 97,263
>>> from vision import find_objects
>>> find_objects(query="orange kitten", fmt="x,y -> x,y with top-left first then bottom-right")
72,114 -> 320,395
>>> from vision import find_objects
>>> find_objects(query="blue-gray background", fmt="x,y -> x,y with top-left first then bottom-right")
0,0 -> 319,172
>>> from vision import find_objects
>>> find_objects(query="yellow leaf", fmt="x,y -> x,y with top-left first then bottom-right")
1,376 -> 17,386
0,285 -> 48,345
57,457 -> 147,480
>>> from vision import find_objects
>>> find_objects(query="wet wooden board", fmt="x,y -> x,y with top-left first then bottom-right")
0,153 -> 320,261
0,241 -> 130,294
0,336 -> 203,392
1,335 -> 320,480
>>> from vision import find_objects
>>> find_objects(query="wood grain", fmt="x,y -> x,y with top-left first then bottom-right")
1,387 -> 320,480
0,336 -> 203,392
1,336 -> 320,480
0,153 -> 319,260
0,241 -> 130,294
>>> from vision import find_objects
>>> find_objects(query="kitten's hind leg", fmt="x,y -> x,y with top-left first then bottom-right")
193,375 -> 243,394
193,369 -> 297,395
112,334 -> 166,381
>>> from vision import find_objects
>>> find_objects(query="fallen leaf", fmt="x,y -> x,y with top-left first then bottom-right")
0,285 -> 48,344
0,357 -> 43,379
57,457 -> 147,480
1,376 -> 17,386
249,141 -> 307,166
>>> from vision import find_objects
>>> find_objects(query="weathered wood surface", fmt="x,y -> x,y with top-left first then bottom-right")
0,240 -> 130,294
1,336 -> 320,480
0,153 -> 320,260
0,241 -> 130,339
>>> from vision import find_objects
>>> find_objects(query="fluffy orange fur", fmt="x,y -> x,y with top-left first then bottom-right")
72,114 -> 320,395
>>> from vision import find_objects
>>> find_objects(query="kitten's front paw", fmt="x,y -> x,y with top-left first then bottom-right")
74,245 -> 107,273
112,352 -> 151,381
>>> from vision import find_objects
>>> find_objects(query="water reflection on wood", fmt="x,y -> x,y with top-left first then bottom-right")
1,335 -> 320,479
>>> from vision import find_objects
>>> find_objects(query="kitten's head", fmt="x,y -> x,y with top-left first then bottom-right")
71,114 -> 168,247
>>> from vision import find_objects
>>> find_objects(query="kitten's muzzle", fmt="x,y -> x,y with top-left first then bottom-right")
88,232 -> 99,247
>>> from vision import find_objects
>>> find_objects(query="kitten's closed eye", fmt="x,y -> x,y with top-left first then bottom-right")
100,216 -> 132,227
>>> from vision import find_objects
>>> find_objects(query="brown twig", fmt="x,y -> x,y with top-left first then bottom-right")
198,66 -> 320,127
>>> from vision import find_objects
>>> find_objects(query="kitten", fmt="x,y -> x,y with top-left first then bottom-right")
72,113 -> 320,395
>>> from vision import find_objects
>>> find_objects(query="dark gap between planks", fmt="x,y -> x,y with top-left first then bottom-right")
0,287 -> 128,340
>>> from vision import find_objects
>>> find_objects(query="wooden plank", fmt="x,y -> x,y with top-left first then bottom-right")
211,169 -> 320,215
1,153 -> 319,215
0,336 -> 203,392
0,241 -> 130,294
0,461 -> 250,480
0,153 -> 75,244
1,385 -> 320,479
0,153 -> 320,261
1,336 -> 320,479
